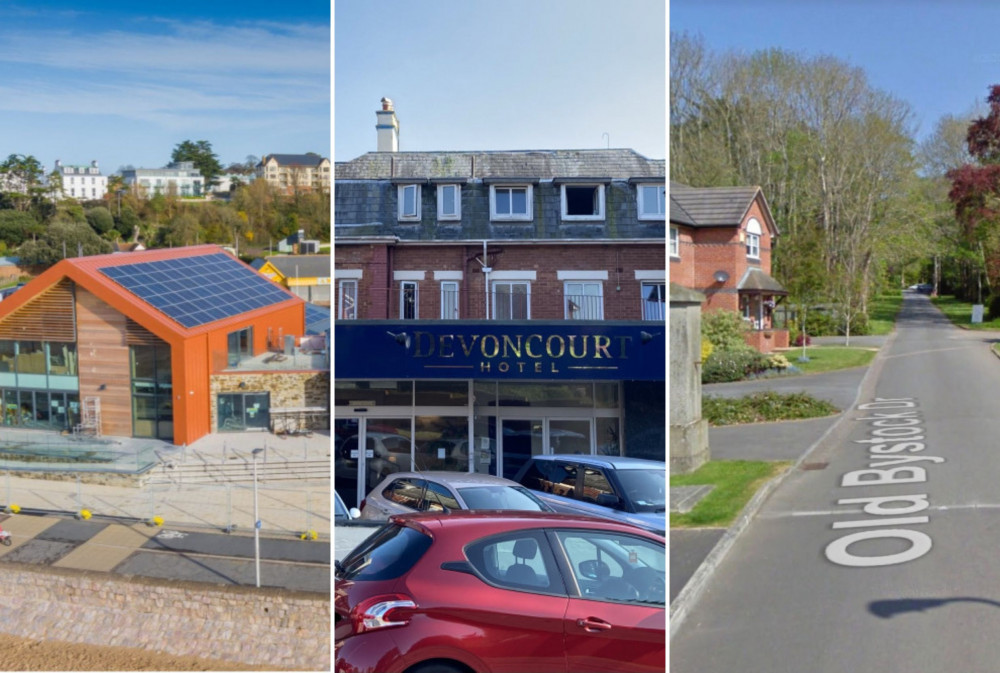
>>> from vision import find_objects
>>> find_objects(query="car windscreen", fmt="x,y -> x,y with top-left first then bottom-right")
616,468 -> 666,512
457,485 -> 549,511
337,523 -> 432,581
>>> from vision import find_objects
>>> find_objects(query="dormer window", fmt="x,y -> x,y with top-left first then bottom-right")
560,184 -> 605,221
398,184 -> 421,221
437,184 -> 461,221
746,217 -> 762,260
637,183 -> 665,220
490,184 -> 532,221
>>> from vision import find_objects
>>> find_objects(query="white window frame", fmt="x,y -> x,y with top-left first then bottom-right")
440,280 -> 460,319
400,280 -> 419,320
489,184 -> 533,221
637,183 -> 666,220
338,279 -> 358,320
492,281 -> 532,320
560,183 -> 605,221
746,217 -> 762,260
398,184 -> 421,221
641,281 -> 666,321
437,184 -> 461,221
563,281 -> 604,320
670,226 -> 680,258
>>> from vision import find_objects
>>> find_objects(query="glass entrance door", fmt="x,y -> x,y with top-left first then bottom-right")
334,417 -> 413,510
499,418 -> 595,479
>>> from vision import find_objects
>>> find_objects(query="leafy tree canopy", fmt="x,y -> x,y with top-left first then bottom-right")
171,140 -> 223,188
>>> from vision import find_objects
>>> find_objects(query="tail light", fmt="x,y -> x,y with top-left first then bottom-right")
351,594 -> 417,633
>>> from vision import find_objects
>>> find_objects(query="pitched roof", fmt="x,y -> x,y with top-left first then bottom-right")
669,182 -> 779,236
0,245 -> 301,343
263,255 -> 330,279
263,154 -> 328,167
737,267 -> 787,294
335,149 -> 665,180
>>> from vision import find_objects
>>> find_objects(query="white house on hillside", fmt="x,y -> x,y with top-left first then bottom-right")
53,160 -> 107,200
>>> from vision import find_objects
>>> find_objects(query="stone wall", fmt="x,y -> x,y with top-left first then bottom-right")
0,564 -> 329,670
210,371 -> 330,432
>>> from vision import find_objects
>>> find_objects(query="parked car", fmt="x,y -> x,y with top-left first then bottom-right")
334,511 -> 665,673
358,471 -> 551,521
513,455 -> 666,535
335,490 -> 361,521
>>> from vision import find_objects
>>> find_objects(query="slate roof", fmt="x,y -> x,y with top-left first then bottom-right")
335,149 -> 664,180
264,255 -> 330,279
738,267 -> 787,294
670,182 -> 778,234
263,154 -> 328,167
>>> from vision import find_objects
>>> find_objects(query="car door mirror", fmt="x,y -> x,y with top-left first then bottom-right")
596,493 -> 621,508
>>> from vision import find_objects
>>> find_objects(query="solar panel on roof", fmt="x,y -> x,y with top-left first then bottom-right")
98,252 -> 294,328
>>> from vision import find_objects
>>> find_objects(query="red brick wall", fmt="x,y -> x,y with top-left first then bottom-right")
335,242 -> 665,321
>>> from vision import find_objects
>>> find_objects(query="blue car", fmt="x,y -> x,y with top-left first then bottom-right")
513,455 -> 666,535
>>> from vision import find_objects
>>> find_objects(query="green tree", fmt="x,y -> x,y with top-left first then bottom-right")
85,206 -> 115,236
0,210 -> 41,248
18,221 -> 112,266
171,140 -> 223,190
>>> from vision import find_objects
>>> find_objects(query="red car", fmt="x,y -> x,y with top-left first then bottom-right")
335,511 -> 665,673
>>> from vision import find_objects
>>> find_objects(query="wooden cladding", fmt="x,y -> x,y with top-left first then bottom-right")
0,279 -> 76,341
126,319 -> 167,347
76,287 -> 133,437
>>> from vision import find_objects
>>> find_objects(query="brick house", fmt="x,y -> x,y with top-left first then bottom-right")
669,182 -> 788,352
333,99 -> 666,509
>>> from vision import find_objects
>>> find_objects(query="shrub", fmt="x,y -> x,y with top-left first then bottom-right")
805,312 -> 837,336
793,333 -> 812,347
701,339 -> 714,362
702,346 -> 768,383
702,310 -> 749,350
988,293 -> 1000,321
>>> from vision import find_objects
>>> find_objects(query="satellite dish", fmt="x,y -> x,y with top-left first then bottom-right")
713,270 -> 730,283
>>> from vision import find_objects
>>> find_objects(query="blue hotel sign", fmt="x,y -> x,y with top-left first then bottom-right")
334,322 -> 665,381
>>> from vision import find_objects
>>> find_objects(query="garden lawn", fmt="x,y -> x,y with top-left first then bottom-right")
671,460 -> 791,528
788,346 -> 877,374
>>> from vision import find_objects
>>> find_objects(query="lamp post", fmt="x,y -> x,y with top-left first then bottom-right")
252,447 -> 263,588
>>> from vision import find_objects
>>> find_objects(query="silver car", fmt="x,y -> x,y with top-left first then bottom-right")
358,471 -> 552,521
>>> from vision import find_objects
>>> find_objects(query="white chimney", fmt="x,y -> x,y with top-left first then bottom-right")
376,97 -> 399,152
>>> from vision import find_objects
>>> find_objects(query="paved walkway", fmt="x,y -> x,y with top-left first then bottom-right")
0,430 -> 331,538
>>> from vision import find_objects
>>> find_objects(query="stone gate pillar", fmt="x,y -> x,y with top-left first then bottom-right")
670,283 -> 709,474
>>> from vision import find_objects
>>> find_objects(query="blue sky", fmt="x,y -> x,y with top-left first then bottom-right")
670,0 -> 1000,142
0,1 -> 330,176
334,0 -> 666,162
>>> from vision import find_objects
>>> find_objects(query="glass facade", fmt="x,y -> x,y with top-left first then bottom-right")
334,379 -> 626,505
131,344 -> 173,440
0,340 -> 80,430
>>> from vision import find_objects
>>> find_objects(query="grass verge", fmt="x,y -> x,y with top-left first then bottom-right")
671,460 -> 791,528
868,292 -> 904,335
784,346 -> 877,374
931,295 -> 1000,330
703,391 -> 839,426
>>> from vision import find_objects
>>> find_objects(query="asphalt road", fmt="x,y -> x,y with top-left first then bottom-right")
672,293 -> 1000,672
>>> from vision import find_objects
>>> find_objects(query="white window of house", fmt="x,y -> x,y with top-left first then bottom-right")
441,281 -> 460,319
400,281 -> 419,319
746,217 -> 762,260
670,226 -> 680,258
564,282 -> 604,320
437,184 -> 461,221
490,185 -> 532,221
641,282 -> 666,321
637,183 -> 666,220
558,271 -> 607,320
560,184 -> 605,221
493,282 -> 531,320
398,184 -> 421,221
338,279 -> 358,320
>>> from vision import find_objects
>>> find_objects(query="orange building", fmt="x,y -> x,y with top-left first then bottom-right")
0,245 -> 325,446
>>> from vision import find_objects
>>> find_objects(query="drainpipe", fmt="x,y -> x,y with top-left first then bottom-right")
482,240 -> 491,319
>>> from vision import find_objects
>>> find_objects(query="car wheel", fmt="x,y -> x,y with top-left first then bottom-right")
407,662 -> 468,673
